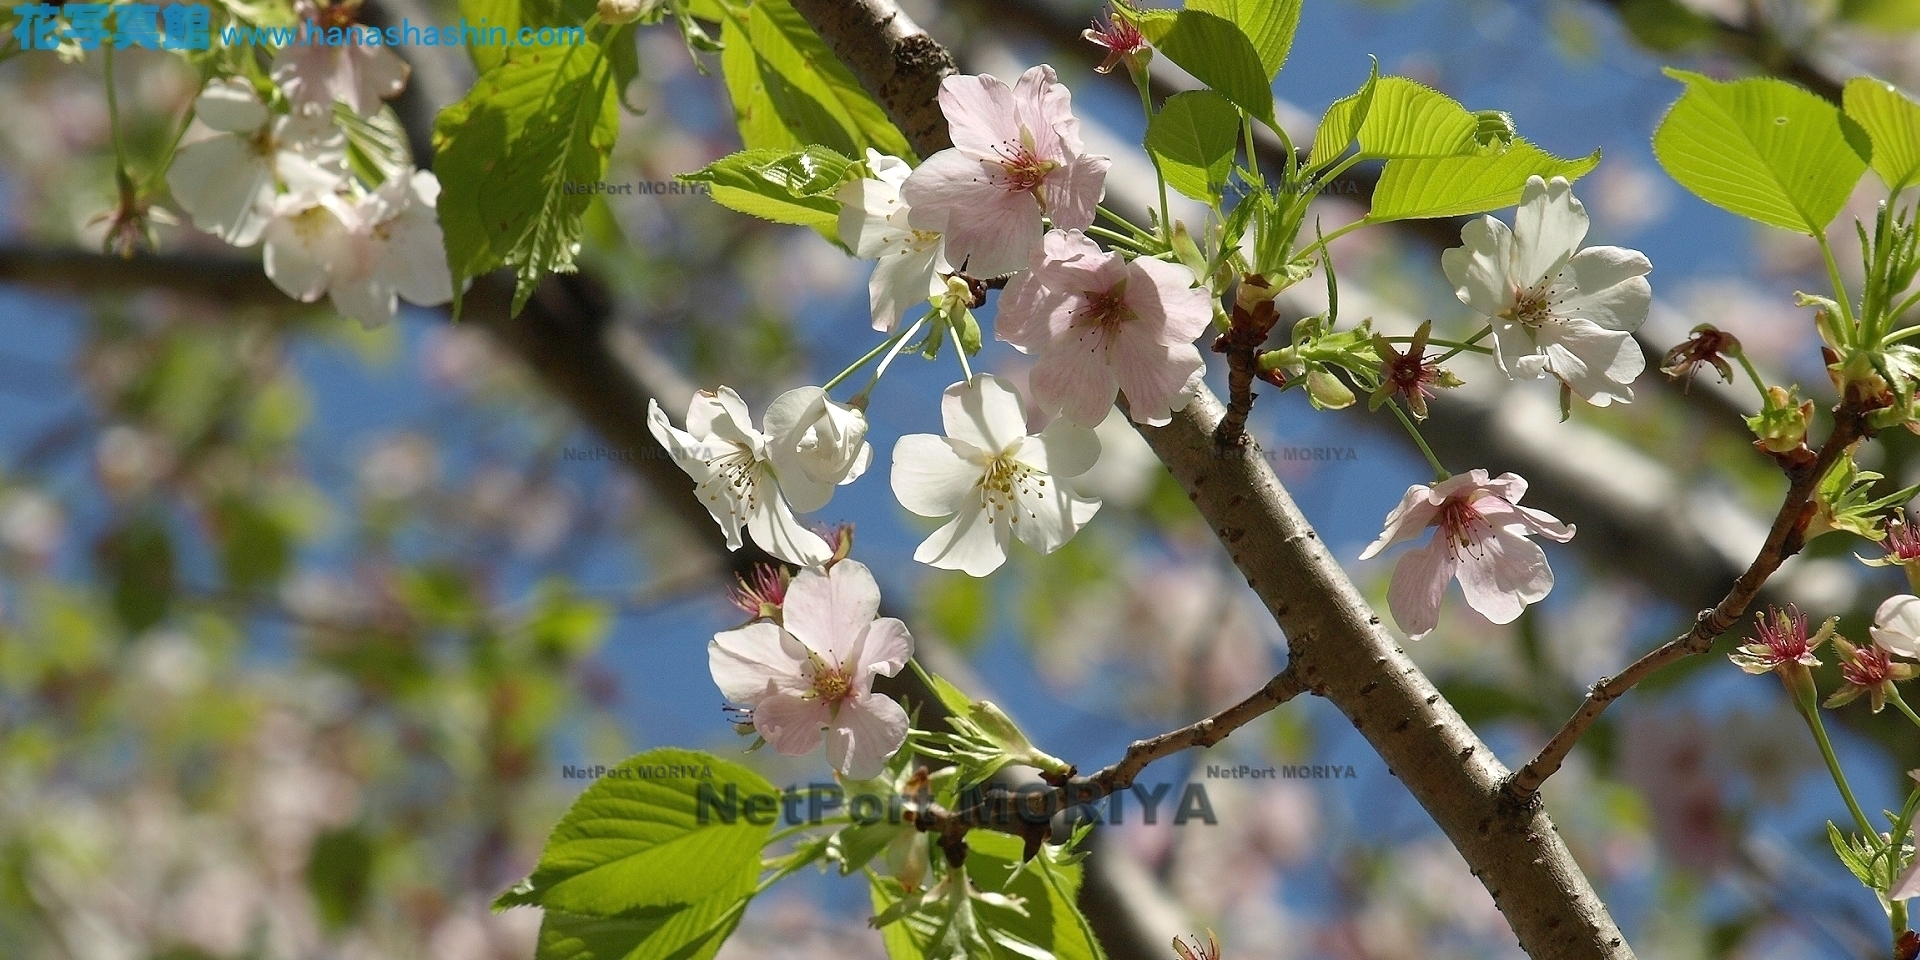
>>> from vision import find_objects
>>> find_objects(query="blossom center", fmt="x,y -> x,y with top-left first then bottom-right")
1075,287 -> 1131,335
705,447 -> 761,514
1509,280 -> 1563,329
812,665 -> 852,703
977,452 -> 1048,524
991,134 -> 1060,195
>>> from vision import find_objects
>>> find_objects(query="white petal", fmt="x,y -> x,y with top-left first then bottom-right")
913,504 -> 1009,577
941,373 -> 1030,455
1011,474 -> 1100,556
852,617 -> 913,683
1873,595 -> 1920,659
891,434 -> 981,517
193,77 -> 268,132
868,244 -> 943,332
743,467 -> 834,566
1443,216 -> 1518,319
168,137 -> 274,245
1511,176 -> 1587,287
1555,246 -> 1652,333
1017,417 -> 1100,479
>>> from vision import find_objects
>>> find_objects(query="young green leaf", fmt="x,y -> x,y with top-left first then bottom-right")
332,102 -> 412,187
1189,0 -> 1301,80
1844,77 -> 1920,194
496,748 -> 775,918
1306,76 -> 1489,169
434,47 -> 622,317
1367,139 -> 1600,222
1652,68 -> 1871,236
713,0 -> 913,160
1147,90 -> 1241,203
533,865 -> 757,960
682,146 -> 857,233
1152,10 -> 1276,127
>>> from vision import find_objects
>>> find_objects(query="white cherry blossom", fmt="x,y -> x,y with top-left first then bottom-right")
648,387 -> 835,567
166,78 -> 347,247
272,0 -> 410,116
709,559 -> 912,779
1360,469 -> 1574,640
890,374 -> 1101,577
1871,594 -> 1920,660
837,150 -> 950,331
1442,176 -> 1651,406
261,169 -> 453,328
763,385 -> 873,511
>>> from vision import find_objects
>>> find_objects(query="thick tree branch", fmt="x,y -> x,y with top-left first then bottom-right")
794,4 -> 1635,956
1509,403 -> 1870,796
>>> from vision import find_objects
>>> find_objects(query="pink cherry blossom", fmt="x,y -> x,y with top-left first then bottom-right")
1359,470 -> 1574,640
708,560 -> 912,779
900,66 -> 1110,279
996,229 -> 1212,426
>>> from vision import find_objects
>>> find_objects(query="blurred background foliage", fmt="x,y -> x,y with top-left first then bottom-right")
2,0 -> 1920,958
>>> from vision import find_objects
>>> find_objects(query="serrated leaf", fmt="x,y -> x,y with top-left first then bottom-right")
1367,139 -> 1600,222
434,47 -> 621,318
1307,76 -> 1489,169
712,0 -> 912,160
1152,10 -> 1275,126
533,864 -> 756,960
498,748 -> 774,918
682,145 -> 856,230
1653,68 -> 1871,236
1189,0 -> 1300,80
1829,821 -> 1882,888
1845,77 -> 1920,194
1147,90 -> 1240,203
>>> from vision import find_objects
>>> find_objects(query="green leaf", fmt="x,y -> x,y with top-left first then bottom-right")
533,865 -> 755,960
1189,0 -> 1300,80
1614,0 -> 1717,50
1153,10 -> 1275,126
681,146 -> 857,232
434,47 -> 622,317
1307,76 -> 1489,169
1147,90 -> 1241,203
1845,77 -> 1920,193
1842,0 -> 1920,32
498,748 -> 775,918
1367,139 -> 1601,222
1652,68 -> 1871,236
1828,821 -> 1882,889
713,0 -> 913,160
333,102 -> 413,187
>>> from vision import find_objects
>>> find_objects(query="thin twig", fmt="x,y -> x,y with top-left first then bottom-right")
1507,404 -> 1868,798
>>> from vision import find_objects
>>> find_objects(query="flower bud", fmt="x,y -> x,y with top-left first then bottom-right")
1746,385 -> 1813,454
1305,367 -> 1355,410
596,0 -> 650,24
765,386 -> 873,511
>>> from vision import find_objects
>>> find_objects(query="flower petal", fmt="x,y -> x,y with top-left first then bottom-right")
783,560 -> 883,666
852,616 -> 914,685
1442,215 -> 1517,319
827,692 -> 910,780
1511,176 -> 1586,287
709,622 -> 806,704
1455,527 -> 1553,624
743,467 -> 834,566
1359,483 -> 1441,560
1387,536 -> 1453,640
753,692 -> 831,758
891,434 -> 982,517
1873,594 -> 1920,659
913,503 -> 1010,577
942,374 -> 1030,455
1556,246 -> 1652,332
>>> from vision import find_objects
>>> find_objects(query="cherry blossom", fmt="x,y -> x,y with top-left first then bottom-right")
1442,176 -> 1652,406
709,560 -> 912,779
272,0 -> 410,116
837,150 -> 950,331
1359,469 -> 1574,640
262,169 -> 453,328
995,230 -> 1212,427
762,385 -> 873,511
1730,605 -> 1830,675
647,387 -> 835,567
900,66 -> 1110,279
166,78 -> 347,247
890,374 -> 1101,576
1872,594 -> 1920,660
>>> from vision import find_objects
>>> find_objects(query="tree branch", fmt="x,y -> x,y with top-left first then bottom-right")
1508,403 -> 1869,796
791,4 -> 1635,955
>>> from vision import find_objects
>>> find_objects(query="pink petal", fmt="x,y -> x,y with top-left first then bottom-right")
1011,65 -> 1070,162
709,623 -> 807,704
1455,528 -> 1553,624
753,692 -> 831,758
783,561 -> 883,666
1126,257 -> 1214,345
1029,327 -> 1120,428
827,693 -> 911,780
1359,484 -> 1441,560
852,617 -> 914,688
1112,334 -> 1205,427
1042,153 -> 1109,233
937,73 -> 1020,158
1387,537 -> 1453,640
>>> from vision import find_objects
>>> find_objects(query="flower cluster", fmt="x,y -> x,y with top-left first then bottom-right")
163,17 -> 451,328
